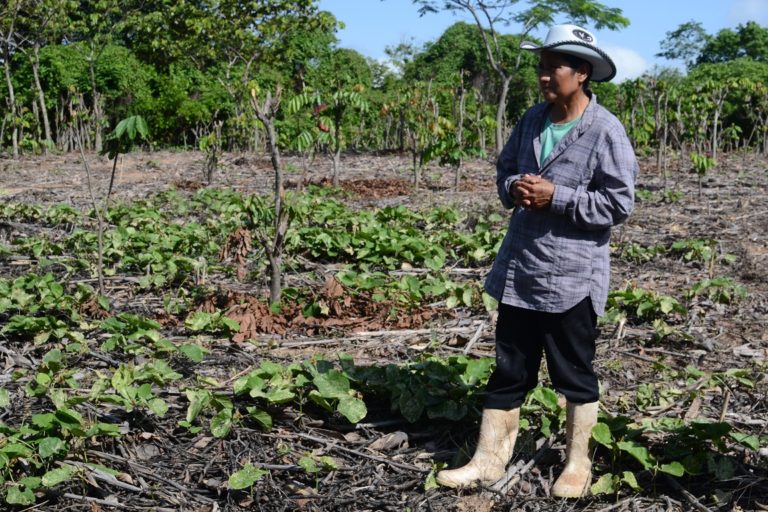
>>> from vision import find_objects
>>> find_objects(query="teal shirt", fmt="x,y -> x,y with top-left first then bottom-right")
540,116 -> 581,162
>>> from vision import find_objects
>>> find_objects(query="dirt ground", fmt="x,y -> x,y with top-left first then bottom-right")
0,149 -> 767,511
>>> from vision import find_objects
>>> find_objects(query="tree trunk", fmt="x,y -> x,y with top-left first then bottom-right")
2,39 -> 19,159
455,75 -> 466,191
711,89 -> 727,165
331,112 -> 342,187
263,119 -> 284,222
88,49 -> 103,152
251,87 -> 289,305
653,90 -> 664,174
31,44 -> 53,152
494,74 -> 512,156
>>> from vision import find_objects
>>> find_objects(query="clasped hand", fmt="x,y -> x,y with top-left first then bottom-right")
511,174 -> 555,210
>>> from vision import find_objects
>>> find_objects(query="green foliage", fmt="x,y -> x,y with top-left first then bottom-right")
686,277 -> 746,305
698,21 -> 768,65
101,114 -> 149,159
669,238 -> 735,267
228,463 -> 268,490
185,311 -> 240,336
657,20 -> 709,69
346,355 -> 493,423
615,242 -> 666,264
231,358 -> 368,425
605,285 -> 687,341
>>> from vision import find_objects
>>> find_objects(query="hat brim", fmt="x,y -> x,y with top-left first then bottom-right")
521,40 -> 617,82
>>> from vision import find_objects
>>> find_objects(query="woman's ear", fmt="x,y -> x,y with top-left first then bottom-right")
576,63 -> 591,85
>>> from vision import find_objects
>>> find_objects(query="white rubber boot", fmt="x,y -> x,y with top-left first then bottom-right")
552,401 -> 599,498
436,408 -> 520,488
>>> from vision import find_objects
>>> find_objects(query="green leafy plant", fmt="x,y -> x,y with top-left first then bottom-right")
690,152 -> 715,197
228,463 -> 268,491
605,285 -> 687,340
685,277 -> 746,304
347,354 -> 493,423
101,115 -> 150,201
185,310 -> 241,336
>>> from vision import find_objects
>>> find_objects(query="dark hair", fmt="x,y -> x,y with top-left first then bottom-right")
561,54 -> 592,89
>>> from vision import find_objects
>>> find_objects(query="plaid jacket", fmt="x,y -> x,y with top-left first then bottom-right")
484,94 -> 638,315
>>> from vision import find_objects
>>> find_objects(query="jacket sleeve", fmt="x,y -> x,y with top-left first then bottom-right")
549,123 -> 637,230
495,119 -> 526,210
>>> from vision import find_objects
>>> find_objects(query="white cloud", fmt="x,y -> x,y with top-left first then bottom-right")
728,0 -> 768,25
602,44 -> 649,83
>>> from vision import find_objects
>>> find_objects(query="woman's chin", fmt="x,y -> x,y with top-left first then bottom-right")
542,91 -> 558,102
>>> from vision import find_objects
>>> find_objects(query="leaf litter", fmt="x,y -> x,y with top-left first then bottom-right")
0,151 -> 766,511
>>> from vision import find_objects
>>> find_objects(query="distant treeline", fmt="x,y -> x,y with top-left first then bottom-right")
1,1 -> 767,162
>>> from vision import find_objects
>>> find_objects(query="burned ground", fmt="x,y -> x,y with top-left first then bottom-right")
0,150 -> 766,511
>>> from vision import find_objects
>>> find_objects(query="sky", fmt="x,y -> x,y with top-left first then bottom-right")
316,0 -> 768,83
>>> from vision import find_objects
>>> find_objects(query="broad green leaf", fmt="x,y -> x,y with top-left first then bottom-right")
337,396 -> 367,423
185,389 -> 211,423
710,455 -> 735,480
398,392 -> 424,423
210,409 -> 233,438
427,400 -> 467,422
482,292 -> 498,312
620,470 -> 641,490
221,317 -> 240,333
18,477 -> 41,489
424,468 -> 441,491
540,414 -> 553,438
38,437 -> 66,459
97,295 -> 111,311
529,386 -> 560,412
313,370 -> 350,399
617,440 -> 654,469
592,422 -> 614,448
82,463 -> 121,476
730,432 -> 760,450
185,312 -> 212,331
234,373 -> 263,395
228,463 -> 267,490
590,473 -> 617,495
461,287 -> 473,307
1,442 -> 33,458
42,349 -> 63,368
0,389 -> 9,409
462,358 -> 493,385
31,413 -> 56,430
659,461 -> 685,477
246,407 -> 273,430
265,388 -> 295,404
299,455 -> 319,474
6,485 -> 35,505
148,398 -> 169,417
179,344 -> 205,363
42,465 -> 76,487
136,383 -> 153,401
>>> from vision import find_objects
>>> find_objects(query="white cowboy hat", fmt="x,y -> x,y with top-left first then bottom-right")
520,24 -> 617,82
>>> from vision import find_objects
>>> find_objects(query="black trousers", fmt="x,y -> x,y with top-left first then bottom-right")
483,297 -> 599,409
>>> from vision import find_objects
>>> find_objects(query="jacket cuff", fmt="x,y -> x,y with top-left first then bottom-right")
550,184 -> 576,215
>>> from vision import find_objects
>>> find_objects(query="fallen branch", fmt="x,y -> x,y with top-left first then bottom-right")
86,450 -> 216,504
290,432 -> 428,473
664,475 -> 713,512
490,434 -> 554,494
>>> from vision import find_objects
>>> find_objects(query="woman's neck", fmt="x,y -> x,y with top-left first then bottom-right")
549,90 -> 590,124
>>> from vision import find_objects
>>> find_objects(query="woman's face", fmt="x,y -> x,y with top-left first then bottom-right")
537,50 -> 588,103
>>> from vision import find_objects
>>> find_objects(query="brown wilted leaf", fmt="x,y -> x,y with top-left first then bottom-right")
219,227 -> 252,280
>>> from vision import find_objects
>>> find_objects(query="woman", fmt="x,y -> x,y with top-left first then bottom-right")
436,24 -> 638,498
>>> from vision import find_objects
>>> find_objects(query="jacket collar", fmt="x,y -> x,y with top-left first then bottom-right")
534,92 -> 597,169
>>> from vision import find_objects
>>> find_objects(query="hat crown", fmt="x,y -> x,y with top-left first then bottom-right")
544,24 -> 598,46
520,23 -> 616,82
